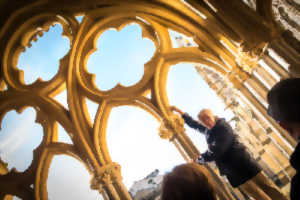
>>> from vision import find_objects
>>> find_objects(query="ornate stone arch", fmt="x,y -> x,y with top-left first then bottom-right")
0,0 -> 299,199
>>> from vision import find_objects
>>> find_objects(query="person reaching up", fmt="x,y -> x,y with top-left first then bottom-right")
170,106 -> 287,200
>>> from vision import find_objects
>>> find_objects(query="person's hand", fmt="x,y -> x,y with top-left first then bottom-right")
195,156 -> 205,165
192,154 -> 200,162
170,106 -> 184,115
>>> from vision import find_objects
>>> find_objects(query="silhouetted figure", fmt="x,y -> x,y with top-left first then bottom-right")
267,78 -> 300,200
171,106 -> 287,200
161,163 -> 217,200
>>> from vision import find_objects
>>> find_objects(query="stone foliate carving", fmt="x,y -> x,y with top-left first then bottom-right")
236,43 -> 268,74
158,114 -> 185,140
90,163 -> 122,190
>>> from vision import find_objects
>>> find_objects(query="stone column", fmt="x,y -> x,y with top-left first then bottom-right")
158,115 -> 197,160
172,139 -> 190,162
238,84 -> 296,147
91,163 -> 131,200
253,64 -> 277,88
262,52 -> 290,79
0,159 -> 13,200
245,77 -> 268,104
269,37 -> 300,77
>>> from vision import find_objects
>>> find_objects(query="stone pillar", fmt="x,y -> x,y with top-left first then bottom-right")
237,86 -> 296,188
91,163 -> 131,200
172,139 -> 190,162
262,52 -> 290,79
0,159 -> 12,200
114,181 -> 132,200
269,37 -> 300,77
238,84 -> 296,147
253,64 -> 277,88
158,115 -> 198,160
245,77 -> 268,103
281,30 -> 300,54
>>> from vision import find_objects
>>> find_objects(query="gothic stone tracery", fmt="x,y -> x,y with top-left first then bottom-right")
0,0 -> 299,199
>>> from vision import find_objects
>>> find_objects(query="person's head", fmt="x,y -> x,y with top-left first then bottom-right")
197,109 -> 216,129
161,163 -> 217,200
267,78 -> 300,140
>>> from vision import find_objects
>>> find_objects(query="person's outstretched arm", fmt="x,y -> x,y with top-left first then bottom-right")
170,106 -> 206,133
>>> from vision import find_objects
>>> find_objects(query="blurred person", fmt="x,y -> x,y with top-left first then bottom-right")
161,163 -> 217,200
267,78 -> 300,200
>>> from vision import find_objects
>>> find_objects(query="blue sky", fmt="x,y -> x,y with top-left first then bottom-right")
0,16 -> 233,199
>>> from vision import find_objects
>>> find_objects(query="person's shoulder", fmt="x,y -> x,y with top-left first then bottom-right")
216,118 -> 227,124
182,112 -> 189,117
216,118 -> 233,131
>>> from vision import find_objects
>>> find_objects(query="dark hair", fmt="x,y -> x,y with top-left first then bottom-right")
161,163 -> 217,200
267,78 -> 300,122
